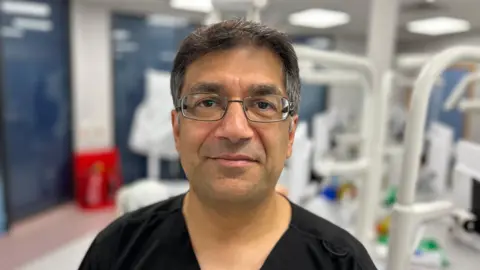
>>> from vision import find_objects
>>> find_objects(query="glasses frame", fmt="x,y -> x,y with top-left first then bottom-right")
175,93 -> 295,123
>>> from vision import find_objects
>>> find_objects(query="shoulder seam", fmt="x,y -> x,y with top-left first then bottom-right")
289,224 -> 370,269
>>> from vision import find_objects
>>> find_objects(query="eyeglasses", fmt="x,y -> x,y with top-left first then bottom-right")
176,93 -> 294,123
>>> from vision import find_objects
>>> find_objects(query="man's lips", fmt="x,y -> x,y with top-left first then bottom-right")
209,154 -> 258,167
212,154 -> 257,162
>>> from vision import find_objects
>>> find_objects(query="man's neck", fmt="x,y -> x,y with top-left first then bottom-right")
183,190 -> 291,245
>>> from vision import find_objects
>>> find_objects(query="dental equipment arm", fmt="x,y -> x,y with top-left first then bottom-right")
301,70 -> 364,85
444,72 -> 480,111
458,99 -> 480,112
387,46 -> 480,270
295,45 -> 381,246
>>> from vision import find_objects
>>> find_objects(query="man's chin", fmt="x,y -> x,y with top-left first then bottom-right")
203,182 -> 264,204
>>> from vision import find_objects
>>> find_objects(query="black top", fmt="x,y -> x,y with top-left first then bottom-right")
79,194 -> 377,270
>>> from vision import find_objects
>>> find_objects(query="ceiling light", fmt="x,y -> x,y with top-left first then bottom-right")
170,0 -> 212,13
1,1 -> 51,17
1,26 -> 24,39
112,29 -> 130,41
147,14 -> 189,28
407,17 -> 471,36
289,9 -> 350,29
12,17 -> 53,32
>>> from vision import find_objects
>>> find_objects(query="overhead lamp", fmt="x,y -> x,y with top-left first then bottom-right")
1,1 -> 51,17
170,0 -> 212,13
289,9 -> 350,29
407,17 -> 471,36
12,17 -> 53,32
1,26 -> 24,39
147,14 -> 189,28
112,29 -> 130,41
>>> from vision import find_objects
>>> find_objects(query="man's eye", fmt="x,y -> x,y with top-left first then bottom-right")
197,99 -> 217,107
255,101 -> 275,110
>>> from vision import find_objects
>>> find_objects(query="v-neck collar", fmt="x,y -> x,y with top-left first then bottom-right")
174,193 -> 296,270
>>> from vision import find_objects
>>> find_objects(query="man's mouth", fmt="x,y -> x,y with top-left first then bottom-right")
210,154 -> 257,167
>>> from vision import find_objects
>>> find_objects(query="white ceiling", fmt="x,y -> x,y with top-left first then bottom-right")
85,0 -> 480,43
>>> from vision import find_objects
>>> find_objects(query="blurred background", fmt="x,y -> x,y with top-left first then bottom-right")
0,0 -> 480,269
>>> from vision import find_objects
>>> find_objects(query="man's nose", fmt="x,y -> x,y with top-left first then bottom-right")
214,102 -> 254,144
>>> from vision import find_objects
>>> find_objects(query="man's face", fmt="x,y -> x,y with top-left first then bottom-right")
171,46 -> 298,204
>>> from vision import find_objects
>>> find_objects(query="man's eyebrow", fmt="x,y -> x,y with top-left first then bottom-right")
248,84 -> 284,96
188,82 -> 224,94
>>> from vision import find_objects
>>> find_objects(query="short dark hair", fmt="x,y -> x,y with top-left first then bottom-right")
170,19 -> 301,115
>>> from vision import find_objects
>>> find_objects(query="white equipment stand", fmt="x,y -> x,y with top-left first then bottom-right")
303,70 -> 364,163
424,122 -> 454,196
386,46 -> 480,270
284,122 -> 314,204
116,70 -> 189,216
298,63 -> 373,178
295,46 -> 385,246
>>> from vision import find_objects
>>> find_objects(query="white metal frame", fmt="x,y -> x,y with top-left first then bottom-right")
294,45 -> 383,246
387,46 -> 480,270
301,69 -> 367,175
444,71 -> 480,112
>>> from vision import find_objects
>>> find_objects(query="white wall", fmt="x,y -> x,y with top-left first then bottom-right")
70,0 -> 113,151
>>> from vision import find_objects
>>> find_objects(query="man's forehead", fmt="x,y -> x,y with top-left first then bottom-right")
181,46 -> 285,96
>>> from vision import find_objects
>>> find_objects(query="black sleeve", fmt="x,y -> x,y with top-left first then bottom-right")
78,239 -> 103,270
78,218 -> 125,270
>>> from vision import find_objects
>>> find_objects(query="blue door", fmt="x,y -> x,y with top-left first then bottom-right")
2,0 -> 72,221
112,14 -> 194,184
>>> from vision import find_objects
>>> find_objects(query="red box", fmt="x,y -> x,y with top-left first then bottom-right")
74,148 -> 123,210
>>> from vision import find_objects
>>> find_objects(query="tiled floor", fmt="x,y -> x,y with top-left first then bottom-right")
0,203 -> 116,270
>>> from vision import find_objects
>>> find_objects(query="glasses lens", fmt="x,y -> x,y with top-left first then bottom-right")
182,93 -> 226,121
244,95 -> 289,122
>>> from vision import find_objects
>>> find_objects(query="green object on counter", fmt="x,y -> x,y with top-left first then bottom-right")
419,238 -> 451,268
378,234 -> 389,245
384,187 -> 397,207
375,234 -> 451,267
419,238 -> 440,251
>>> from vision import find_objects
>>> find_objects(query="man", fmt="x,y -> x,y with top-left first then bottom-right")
79,19 -> 377,270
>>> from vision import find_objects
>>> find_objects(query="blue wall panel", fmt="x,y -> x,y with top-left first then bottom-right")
299,83 -> 327,135
0,180 -> 6,235
425,68 -> 468,141
439,69 -> 468,141
112,14 -> 194,184
2,0 -> 72,221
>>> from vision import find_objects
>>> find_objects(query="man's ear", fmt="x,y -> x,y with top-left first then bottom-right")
286,115 -> 298,159
171,110 -> 181,152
